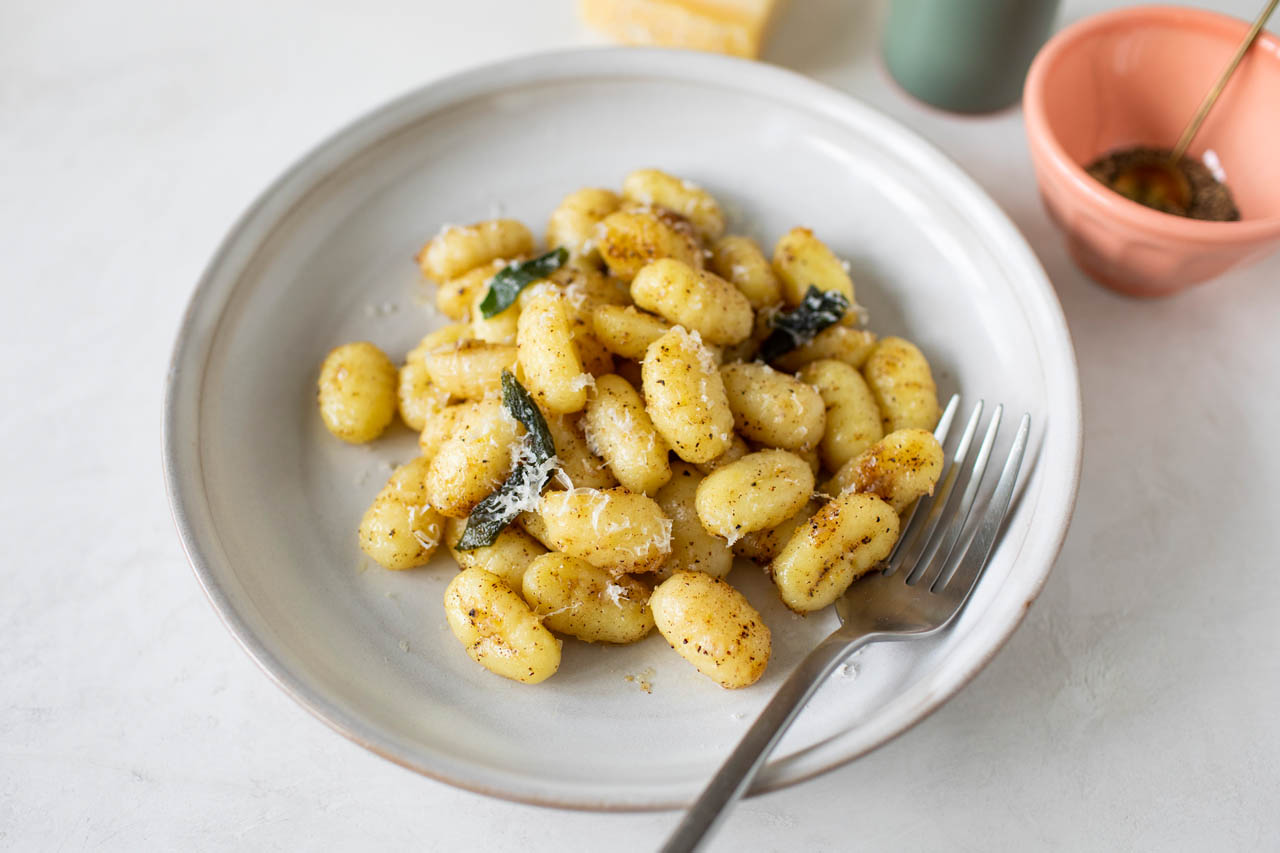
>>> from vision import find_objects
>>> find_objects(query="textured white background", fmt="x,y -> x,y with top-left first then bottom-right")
3,0 -> 1278,849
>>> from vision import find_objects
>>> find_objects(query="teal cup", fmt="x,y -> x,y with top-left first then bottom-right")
883,0 -> 1061,114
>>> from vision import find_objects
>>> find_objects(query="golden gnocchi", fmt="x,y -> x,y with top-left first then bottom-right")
863,336 -> 942,433
358,457 -> 444,570
317,341 -> 398,443
711,235 -> 782,310
547,187 -> 621,261
422,339 -> 517,400
581,374 -> 672,496
538,488 -> 671,574
595,208 -> 703,281
719,361 -> 826,451
650,571 -> 771,689
418,219 -> 535,282
825,428 -> 945,513
317,169 -> 951,688
521,553 -> 654,644
655,462 -> 734,580
444,516 -> 546,589
425,398 -> 523,518
797,358 -> 883,472
631,259 -> 753,346
771,493 -> 900,613
642,326 -> 735,464
444,567 -> 561,683
622,168 -> 725,240
772,226 -> 858,325
695,449 -> 814,543
516,291 -> 590,414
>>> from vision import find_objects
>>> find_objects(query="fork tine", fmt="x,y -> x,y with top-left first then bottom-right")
908,404 -> 1003,587
933,393 -> 962,444
891,400 -> 985,581
932,412 -> 1031,597
882,394 -> 961,569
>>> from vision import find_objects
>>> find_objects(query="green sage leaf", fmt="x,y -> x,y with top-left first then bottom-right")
478,248 -> 568,318
454,371 -> 558,550
759,286 -> 850,363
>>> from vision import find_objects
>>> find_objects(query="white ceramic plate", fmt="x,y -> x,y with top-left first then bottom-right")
164,49 -> 1081,810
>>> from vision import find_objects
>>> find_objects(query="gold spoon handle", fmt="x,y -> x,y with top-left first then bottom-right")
1171,0 -> 1279,162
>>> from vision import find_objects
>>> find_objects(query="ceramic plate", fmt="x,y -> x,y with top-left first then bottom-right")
164,49 -> 1082,810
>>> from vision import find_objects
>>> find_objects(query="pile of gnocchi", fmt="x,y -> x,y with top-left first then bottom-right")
316,169 -> 944,689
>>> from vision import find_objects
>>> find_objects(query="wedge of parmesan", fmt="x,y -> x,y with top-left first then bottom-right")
579,0 -> 783,59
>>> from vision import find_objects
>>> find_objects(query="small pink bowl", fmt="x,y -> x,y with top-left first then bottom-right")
1024,5 -> 1280,297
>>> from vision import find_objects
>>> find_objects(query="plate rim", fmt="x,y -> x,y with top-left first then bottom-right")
162,46 -> 1083,811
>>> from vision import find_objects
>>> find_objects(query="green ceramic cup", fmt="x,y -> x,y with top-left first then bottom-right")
884,0 -> 1061,113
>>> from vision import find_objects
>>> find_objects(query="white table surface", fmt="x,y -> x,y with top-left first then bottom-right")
4,0 -> 1278,849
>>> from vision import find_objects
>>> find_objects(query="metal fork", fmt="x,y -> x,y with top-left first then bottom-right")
660,395 -> 1031,853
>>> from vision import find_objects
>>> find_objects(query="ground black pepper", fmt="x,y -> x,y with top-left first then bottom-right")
1086,146 -> 1240,221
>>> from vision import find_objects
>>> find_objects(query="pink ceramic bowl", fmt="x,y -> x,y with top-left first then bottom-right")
1024,5 -> 1280,297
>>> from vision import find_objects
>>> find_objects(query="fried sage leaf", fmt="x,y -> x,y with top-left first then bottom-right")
478,248 -> 568,318
455,371 -> 558,550
759,286 -> 850,363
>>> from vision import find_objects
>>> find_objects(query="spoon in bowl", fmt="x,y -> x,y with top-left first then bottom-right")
1106,0 -> 1277,216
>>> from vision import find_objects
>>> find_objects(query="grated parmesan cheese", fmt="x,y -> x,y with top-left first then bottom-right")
604,582 -> 629,608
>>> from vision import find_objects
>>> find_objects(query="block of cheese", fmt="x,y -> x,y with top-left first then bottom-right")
579,0 -> 782,59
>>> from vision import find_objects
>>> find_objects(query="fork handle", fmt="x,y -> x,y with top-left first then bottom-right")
659,633 -> 873,853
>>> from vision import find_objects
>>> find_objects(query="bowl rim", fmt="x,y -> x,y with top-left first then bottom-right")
1024,3 -> 1280,240
163,46 -> 1084,810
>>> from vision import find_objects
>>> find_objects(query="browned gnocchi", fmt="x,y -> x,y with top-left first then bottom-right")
650,571 -> 771,688
521,553 -> 654,644
317,169 -> 948,688
444,567 -> 561,683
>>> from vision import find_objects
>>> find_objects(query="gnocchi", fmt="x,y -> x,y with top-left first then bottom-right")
317,168 -> 952,688
444,567 -> 561,683
581,373 -> 672,495
538,488 -> 672,574
547,187 -> 621,261
436,259 -> 507,321
544,413 -> 617,490
711,234 -> 782,310
863,336 -> 942,433
719,361 -> 826,451
591,304 -> 672,361
692,432 -> 751,476
631,259 -> 753,346
771,493 -> 900,613
771,325 -> 878,373
595,208 -> 703,281
418,399 -> 480,462
516,291 -> 590,414
732,499 -> 820,565
695,450 -> 814,543
642,327 -> 735,464
425,398 -> 523,518
650,571 -> 771,689
654,462 -> 734,580
797,359 -> 883,472
358,457 -> 444,570
825,428 -> 945,513
772,226 -> 858,325
317,342 -> 398,443
521,553 -> 654,644
443,516 -> 545,588
622,168 -> 725,240
399,326 -> 467,431
418,219 -> 535,282
422,340 -> 518,400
